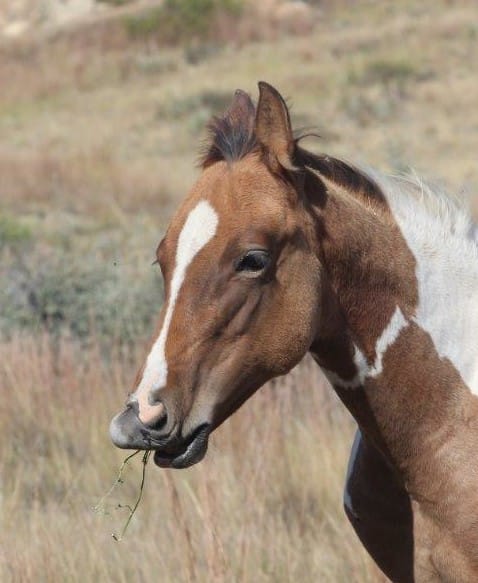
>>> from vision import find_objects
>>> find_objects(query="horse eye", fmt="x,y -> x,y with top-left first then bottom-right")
235,250 -> 270,273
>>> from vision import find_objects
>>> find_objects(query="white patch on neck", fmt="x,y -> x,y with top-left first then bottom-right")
374,173 -> 478,395
133,201 -> 219,422
368,307 -> 408,378
322,306 -> 408,389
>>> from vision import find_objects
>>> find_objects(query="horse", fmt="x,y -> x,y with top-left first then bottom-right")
109,82 -> 478,582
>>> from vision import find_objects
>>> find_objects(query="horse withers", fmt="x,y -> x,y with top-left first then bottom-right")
110,82 -> 478,583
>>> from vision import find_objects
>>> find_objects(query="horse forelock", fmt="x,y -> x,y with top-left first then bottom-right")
201,89 -> 258,168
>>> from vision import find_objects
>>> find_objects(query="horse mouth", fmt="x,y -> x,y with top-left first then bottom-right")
110,406 -> 211,469
152,424 -> 210,469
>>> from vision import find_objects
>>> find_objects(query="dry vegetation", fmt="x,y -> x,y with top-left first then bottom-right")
0,0 -> 477,581
0,339 -> 376,581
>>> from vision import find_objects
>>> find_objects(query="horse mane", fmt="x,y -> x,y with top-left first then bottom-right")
296,143 -> 478,246
200,100 -> 390,211
295,145 -> 387,206
200,93 -> 477,247
372,170 -> 478,249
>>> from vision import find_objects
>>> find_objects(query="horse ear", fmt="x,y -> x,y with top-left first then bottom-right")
255,81 -> 295,171
227,89 -> 256,133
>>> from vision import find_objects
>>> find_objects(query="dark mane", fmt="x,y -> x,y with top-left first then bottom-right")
295,145 -> 387,205
200,89 -> 258,168
199,89 -> 385,209
201,115 -> 258,168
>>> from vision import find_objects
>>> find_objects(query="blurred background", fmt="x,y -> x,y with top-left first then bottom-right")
0,0 -> 476,581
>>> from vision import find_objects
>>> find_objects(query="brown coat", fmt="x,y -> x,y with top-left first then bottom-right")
110,83 -> 478,582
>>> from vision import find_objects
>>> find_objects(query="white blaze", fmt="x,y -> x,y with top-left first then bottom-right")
134,200 -> 219,422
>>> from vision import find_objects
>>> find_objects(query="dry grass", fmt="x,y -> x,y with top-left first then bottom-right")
1,0 -> 477,224
1,0 -> 477,581
0,335 -> 378,582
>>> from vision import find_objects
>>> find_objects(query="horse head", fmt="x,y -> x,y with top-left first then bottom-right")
110,83 -> 322,468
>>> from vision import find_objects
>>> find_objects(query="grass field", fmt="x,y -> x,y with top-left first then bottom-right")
0,0 -> 477,581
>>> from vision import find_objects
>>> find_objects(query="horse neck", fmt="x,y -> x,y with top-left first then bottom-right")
304,162 -> 478,481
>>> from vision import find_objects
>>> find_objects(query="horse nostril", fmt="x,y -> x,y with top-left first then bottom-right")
125,396 -> 139,415
143,402 -> 168,431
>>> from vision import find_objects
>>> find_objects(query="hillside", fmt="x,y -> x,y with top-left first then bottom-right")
0,1 -> 476,581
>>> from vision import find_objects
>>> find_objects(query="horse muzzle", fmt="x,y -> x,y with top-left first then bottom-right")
109,406 -> 210,469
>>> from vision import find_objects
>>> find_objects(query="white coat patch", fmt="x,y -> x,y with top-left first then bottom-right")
322,306 -> 409,389
375,174 -> 478,395
323,172 -> 478,395
133,200 -> 219,422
